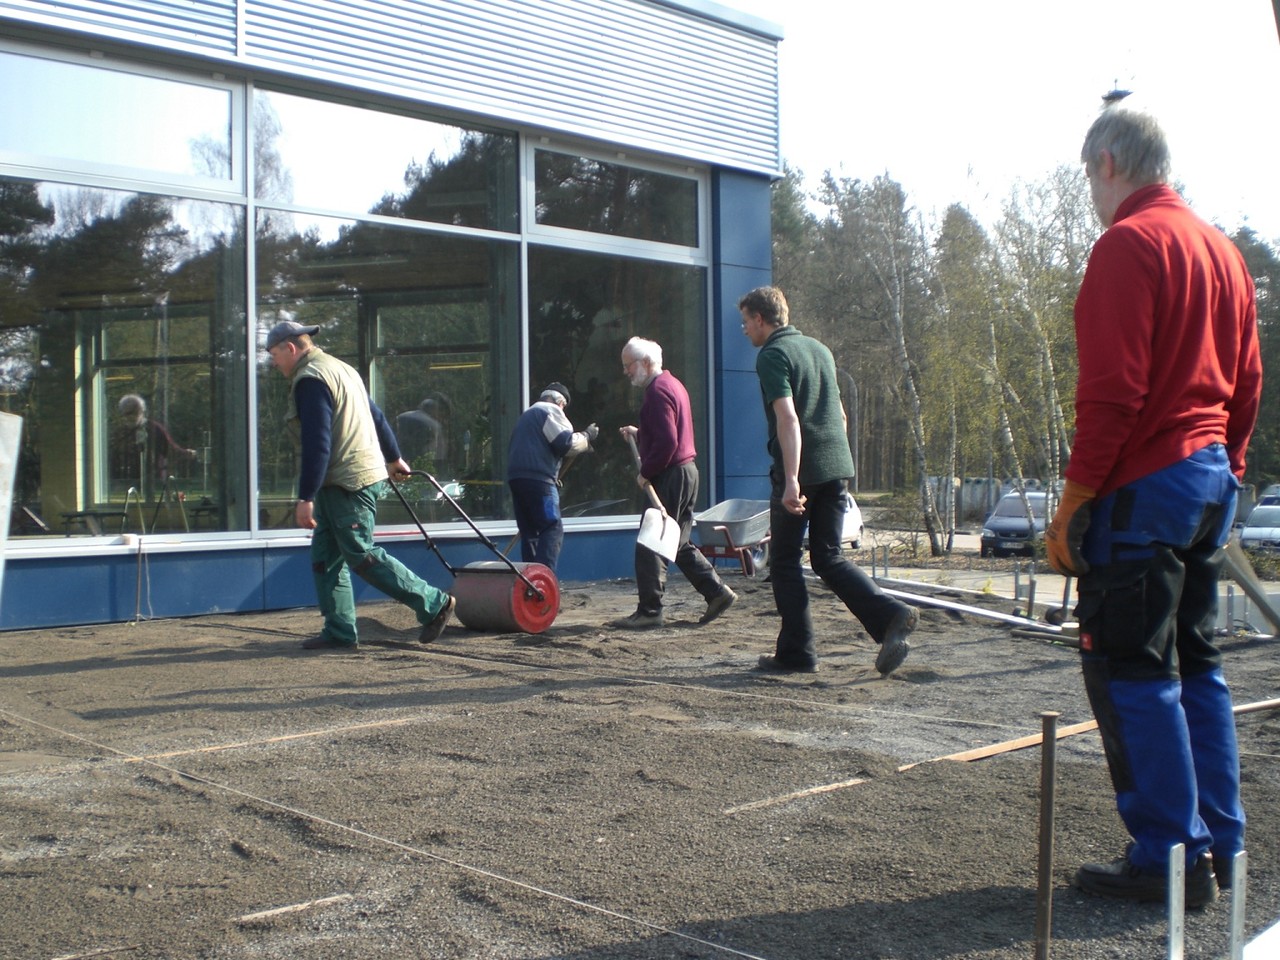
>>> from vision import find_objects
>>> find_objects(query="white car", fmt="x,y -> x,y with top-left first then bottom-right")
842,491 -> 864,549
1239,504 -> 1280,553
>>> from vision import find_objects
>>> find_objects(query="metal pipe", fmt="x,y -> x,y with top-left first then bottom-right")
1228,850 -> 1247,960
1167,842 -> 1185,960
1034,710 -> 1060,960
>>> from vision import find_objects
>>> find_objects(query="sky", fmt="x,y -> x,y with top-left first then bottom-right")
730,0 -> 1280,241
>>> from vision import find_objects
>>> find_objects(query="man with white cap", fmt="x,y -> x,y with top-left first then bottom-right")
505,382 -> 597,573
265,319 -> 455,650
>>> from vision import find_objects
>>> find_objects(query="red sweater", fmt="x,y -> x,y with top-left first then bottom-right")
1067,184 -> 1261,497
637,370 -> 697,479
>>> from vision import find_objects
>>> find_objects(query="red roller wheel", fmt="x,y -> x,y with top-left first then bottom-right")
451,561 -> 559,634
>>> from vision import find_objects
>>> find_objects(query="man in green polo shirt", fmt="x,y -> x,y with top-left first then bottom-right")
738,286 -> 917,675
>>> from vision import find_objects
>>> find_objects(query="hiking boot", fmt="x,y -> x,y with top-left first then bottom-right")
1213,852 -> 1239,891
419,595 -> 455,643
301,635 -> 358,651
1076,849 -> 1218,908
755,654 -> 818,674
876,605 -> 917,675
610,611 -> 664,630
700,588 -> 738,624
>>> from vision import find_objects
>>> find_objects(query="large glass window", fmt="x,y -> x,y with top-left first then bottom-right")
0,48 -> 236,187
534,149 -> 699,247
255,89 -> 518,230
0,179 -> 247,537
1,46 -> 713,548
254,211 -> 519,530
526,247 -> 707,517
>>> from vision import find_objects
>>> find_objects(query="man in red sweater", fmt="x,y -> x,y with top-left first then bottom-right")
1047,97 -> 1261,907
611,336 -> 736,629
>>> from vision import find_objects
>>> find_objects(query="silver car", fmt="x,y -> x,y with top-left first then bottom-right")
1239,504 -> 1280,553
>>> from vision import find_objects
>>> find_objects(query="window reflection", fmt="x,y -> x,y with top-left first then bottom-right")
0,179 -> 247,537
526,247 -> 707,516
255,89 -> 518,230
0,49 -> 234,183
534,150 -> 699,246
254,210 -> 519,529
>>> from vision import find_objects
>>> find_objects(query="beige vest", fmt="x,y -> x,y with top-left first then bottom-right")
287,347 -> 387,492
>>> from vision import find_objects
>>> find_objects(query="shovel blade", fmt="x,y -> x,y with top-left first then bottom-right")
638,507 -> 679,562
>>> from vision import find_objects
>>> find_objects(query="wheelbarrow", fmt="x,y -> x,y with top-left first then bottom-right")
388,471 -> 559,634
692,499 -> 771,577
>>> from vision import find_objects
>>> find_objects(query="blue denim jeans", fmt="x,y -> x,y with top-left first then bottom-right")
508,477 -> 563,572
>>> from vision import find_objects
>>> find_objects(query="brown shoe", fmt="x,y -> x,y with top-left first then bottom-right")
419,595 -> 456,643
755,654 -> 818,674
699,588 -> 738,624
876,605 -> 917,675
609,610 -> 664,630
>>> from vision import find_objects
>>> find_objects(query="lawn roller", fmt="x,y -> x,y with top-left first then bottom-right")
387,470 -> 559,634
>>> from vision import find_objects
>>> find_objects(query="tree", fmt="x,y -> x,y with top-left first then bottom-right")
1232,227 -> 1280,484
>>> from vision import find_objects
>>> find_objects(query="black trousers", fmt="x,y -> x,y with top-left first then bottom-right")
769,475 -> 905,667
635,461 -> 724,614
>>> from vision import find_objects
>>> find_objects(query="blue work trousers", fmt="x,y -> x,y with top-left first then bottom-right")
1075,444 -> 1244,870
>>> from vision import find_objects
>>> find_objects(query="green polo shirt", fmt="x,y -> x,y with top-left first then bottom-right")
756,325 -> 855,485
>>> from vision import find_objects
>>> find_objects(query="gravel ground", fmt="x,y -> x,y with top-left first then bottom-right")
1,564 -> 1278,960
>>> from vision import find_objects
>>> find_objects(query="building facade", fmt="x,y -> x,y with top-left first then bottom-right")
0,0 -> 779,629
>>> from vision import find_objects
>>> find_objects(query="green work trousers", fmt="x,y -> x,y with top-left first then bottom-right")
312,481 -> 449,644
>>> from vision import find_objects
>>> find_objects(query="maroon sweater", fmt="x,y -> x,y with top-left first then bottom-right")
637,370 -> 697,479
1068,184 -> 1260,497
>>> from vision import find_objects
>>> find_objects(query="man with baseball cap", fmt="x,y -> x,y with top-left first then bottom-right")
506,381 -> 597,572
265,320 -> 455,650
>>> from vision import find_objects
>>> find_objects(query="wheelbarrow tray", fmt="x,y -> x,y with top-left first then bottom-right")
693,499 -> 771,549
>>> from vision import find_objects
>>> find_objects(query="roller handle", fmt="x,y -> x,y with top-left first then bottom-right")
386,478 -> 457,577
404,470 -> 545,602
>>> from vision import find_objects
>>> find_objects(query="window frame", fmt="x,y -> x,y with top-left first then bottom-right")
523,137 -> 710,265
0,39 -> 246,198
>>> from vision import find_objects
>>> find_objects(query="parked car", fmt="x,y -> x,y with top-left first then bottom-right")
842,491 -> 864,549
1239,504 -> 1280,553
980,491 -> 1047,558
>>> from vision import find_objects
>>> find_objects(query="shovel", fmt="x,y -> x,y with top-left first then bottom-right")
624,434 -> 680,562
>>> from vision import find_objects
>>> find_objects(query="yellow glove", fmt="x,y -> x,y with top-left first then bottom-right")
1045,479 -> 1096,576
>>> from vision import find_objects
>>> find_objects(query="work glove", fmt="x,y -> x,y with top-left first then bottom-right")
1045,479 -> 1096,577
584,422 -> 599,443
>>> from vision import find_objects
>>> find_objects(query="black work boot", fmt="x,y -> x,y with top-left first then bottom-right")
1076,848 -> 1218,908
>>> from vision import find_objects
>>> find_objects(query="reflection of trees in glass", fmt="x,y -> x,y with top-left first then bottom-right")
535,152 -> 697,245
0,181 -> 56,387
33,193 -> 186,306
251,125 -> 523,518
369,132 -> 516,231
0,177 -> 246,529
192,95 -> 294,204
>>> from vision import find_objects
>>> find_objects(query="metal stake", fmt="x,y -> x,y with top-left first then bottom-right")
1228,850 -> 1248,960
1034,710 -> 1060,960
1168,843 -> 1185,960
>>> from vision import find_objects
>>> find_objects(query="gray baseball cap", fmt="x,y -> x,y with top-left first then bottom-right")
266,320 -> 320,350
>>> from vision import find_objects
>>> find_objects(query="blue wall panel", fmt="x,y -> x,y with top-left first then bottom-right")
712,169 -> 773,505
1,548 -> 267,629
2,529 -> 639,631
